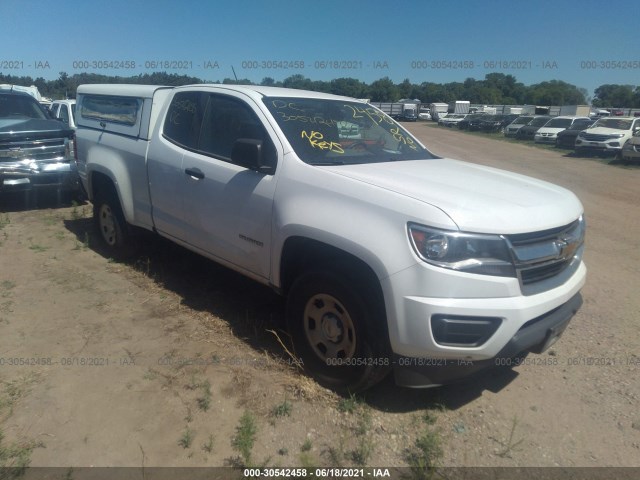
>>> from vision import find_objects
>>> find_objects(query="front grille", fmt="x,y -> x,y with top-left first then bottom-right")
0,138 -> 67,163
581,133 -> 615,142
504,218 -> 584,292
507,220 -> 579,246
520,259 -> 571,284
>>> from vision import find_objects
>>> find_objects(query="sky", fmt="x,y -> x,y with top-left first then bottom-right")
2,0 -> 639,99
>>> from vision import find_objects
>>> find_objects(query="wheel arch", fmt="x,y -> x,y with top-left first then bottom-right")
279,236 -> 390,342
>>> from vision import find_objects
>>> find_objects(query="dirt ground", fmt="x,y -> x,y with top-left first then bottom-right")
0,124 -> 639,473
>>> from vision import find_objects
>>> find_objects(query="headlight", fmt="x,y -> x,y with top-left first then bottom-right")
64,138 -> 75,161
408,223 -> 516,277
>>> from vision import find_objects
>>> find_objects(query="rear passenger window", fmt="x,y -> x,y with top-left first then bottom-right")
163,91 -> 206,150
80,95 -> 140,126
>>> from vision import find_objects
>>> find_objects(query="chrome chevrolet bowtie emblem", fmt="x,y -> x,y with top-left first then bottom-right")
555,235 -> 578,260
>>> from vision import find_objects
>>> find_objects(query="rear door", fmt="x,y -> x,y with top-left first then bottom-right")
147,91 -> 207,241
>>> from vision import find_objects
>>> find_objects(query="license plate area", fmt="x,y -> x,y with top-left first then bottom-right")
533,318 -> 571,354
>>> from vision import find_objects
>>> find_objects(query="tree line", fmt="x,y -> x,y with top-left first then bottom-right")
2,71 -> 639,108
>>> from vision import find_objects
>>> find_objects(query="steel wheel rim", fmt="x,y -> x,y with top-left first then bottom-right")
303,293 -> 356,362
98,204 -> 117,246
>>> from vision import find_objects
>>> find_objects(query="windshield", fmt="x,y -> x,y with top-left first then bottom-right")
263,97 -> 433,165
512,116 -> 533,125
592,118 -> 633,130
0,94 -> 49,120
529,117 -> 551,127
568,119 -> 593,130
545,118 -> 573,128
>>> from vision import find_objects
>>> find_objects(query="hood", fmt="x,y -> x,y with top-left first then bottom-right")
582,126 -> 629,136
323,159 -> 583,234
0,118 -> 73,140
536,127 -> 565,134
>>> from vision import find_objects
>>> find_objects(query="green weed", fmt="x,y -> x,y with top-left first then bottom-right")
28,244 -> 48,253
231,411 -> 258,467
196,380 -> 212,412
0,429 -> 44,474
337,393 -> 360,414
301,438 -> 312,452
491,415 -> 524,458
203,434 -> 215,453
403,429 -> 443,480
178,427 -> 194,449
271,398 -> 292,419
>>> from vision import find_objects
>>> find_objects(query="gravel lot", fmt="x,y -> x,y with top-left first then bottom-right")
0,122 -> 638,472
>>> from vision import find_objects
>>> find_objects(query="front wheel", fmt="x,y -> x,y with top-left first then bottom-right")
286,270 -> 391,392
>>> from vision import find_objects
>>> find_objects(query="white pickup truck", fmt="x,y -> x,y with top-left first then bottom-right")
75,84 -> 586,391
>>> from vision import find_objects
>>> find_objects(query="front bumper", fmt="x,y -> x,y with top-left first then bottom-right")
575,139 -> 623,154
534,134 -> 557,144
393,292 -> 582,387
622,143 -> 640,161
0,161 -> 80,193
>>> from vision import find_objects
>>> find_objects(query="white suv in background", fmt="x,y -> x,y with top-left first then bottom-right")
575,117 -> 640,157
49,99 -> 76,129
534,116 -> 590,144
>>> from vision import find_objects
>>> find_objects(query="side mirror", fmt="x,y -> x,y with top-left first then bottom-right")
231,138 -> 275,175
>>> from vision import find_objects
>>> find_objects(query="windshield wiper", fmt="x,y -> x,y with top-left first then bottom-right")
308,160 -> 345,166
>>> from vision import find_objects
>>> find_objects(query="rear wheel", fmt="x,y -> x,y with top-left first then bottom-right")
286,270 -> 391,393
93,189 -> 133,257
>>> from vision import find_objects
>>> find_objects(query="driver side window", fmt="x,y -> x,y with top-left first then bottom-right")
198,95 -> 276,170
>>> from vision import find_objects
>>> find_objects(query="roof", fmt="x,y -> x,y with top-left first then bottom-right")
77,84 -> 360,102
0,84 -> 42,101
176,84 -> 358,101
77,84 -> 173,98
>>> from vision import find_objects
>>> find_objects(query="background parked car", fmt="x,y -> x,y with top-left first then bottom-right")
457,113 -> 487,130
575,117 -> 640,157
621,129 -> 640,163
515,116 -> 552,140
555,118 -> 597,148
534,116 -> 590,144
467,114 -> 490,131
478,114 -> 520,133
49,99 -> 76,129
504,115 -> 534,137
418,108 -> 431,120
439,113 -> 467,127
0,90 -> 78,196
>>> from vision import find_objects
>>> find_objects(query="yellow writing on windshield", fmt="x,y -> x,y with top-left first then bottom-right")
345,104 -> 393,126
301,130 -> 344,154
390,127 -> 418,150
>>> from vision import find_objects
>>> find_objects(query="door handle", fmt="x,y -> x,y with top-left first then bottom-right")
185,167 -> 204,180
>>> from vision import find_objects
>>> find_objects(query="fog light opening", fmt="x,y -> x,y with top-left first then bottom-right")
431,315 -> 502,347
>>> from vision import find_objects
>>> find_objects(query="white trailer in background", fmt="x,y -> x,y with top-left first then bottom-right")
559,105 -> 592,117
503,106 -> 522,115
370,101 -> 419,121
448,100 -> 470,114
429,102 -> 449,121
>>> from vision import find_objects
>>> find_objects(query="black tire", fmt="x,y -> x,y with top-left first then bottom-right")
286,270 -> 391,393
93,189 -> 133,257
